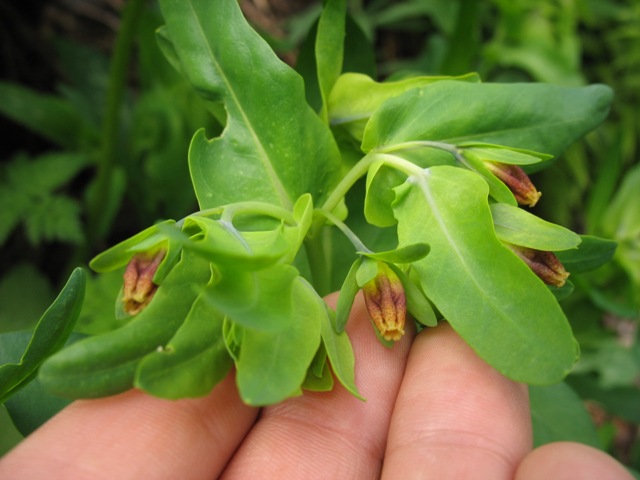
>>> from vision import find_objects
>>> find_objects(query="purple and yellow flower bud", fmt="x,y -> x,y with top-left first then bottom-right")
485,162 -> 541,207
362,262 -> 406,341
122,249 -> 166,315
507,244 -> 570,287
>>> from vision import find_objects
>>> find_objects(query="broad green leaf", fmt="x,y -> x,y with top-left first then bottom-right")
362,81 -> 613,162
530,382 -> 600,448
490,203 -> 582,251
315,0 -> 346,122
393,166 -> 577,384
203,264 -> 298,331
335,258 -> 362,333
0,268 -> 85,403
328,73 -> 480,140
555,235 -> 617,274
39,252 -> 210,398
159,0 -> 341,209
235,278 -> 322,405
361,243 -> 430,264
135,293 -> 232,399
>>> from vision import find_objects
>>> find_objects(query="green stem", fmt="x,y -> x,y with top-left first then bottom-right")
315,209 -> 371,253
320,152 -> 379,214
88,0 -> 145,245
304,230 -> 333,296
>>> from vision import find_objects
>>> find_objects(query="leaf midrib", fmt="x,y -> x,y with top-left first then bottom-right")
186,1 -> 292,208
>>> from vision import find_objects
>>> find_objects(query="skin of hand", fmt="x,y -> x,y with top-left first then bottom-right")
0,293 -> 634,480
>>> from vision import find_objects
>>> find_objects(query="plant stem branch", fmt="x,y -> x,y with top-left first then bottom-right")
88,0 -> 145,246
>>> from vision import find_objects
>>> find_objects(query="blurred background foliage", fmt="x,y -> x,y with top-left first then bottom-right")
0,0 -> 638,470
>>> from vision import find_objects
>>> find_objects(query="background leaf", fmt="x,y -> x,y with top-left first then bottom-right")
159,0 -> 341,210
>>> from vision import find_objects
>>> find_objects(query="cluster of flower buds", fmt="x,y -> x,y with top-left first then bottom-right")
506,244 -> 570,288
362,261 -> 406,342
485,162 -> 542,207
122,249 -> 166,315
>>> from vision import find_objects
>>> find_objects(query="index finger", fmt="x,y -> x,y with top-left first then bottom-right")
382,323 -> 532,479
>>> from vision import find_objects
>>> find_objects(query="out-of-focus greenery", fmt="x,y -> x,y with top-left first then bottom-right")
0,0 -> 637,470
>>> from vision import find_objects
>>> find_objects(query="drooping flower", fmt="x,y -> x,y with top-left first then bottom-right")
362,262 -> 406,341
122,249 -> 166,315
485,162 -> 542,207
507,244 -> 570,287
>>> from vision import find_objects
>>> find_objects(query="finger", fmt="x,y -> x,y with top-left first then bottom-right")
515,441 -> 635,480
221,292 -> 415,479
382,323 -> 532,480
0,373 -> 257,480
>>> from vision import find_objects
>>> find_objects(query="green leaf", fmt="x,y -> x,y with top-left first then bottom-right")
203,264 -> 299,331
89,220 -> 177,272
335,258 -> 362,334
301,345 -> 334,392
235,278 -> 322,405
329,72 -> 480,140
356,256 -> 379,287
39,252 -> 210,398
315,0 -> 346,122
491,203 -> 582,251
309,280 -> 361,399
0,268 -> 85,403
158,0 -> 341,209
460,143 -> 552,165
364,161 -> 406,227
360,243 -> 430,264
555,235 -> 617,274
530,382 -> 600,448
135,293 -> 232,399
458,150 -> 517,205
362,81 -> 613,161
174,217 -> 290,270
393,166 -> 577,384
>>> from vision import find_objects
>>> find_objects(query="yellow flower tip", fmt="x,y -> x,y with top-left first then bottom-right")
362,262 -> 407,342
122,249 -> 166,315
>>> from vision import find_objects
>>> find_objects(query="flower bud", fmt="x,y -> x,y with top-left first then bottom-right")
362,262 -> 406,341
122,249 -> 166,315
507,245 -> 569,287
485,162 -> 541,207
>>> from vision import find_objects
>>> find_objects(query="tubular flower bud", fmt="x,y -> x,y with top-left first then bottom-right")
362,262 -> 406,341
122,249 -> 166,315
485,162 -> 541,207
507,245 -> 570,287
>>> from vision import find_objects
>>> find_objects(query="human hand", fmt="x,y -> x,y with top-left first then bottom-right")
0,293 -> 633,479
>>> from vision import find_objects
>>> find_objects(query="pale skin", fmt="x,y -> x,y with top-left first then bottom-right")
0,293 -> 633,479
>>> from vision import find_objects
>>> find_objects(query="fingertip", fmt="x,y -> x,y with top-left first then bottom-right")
516,442 -> 635,480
